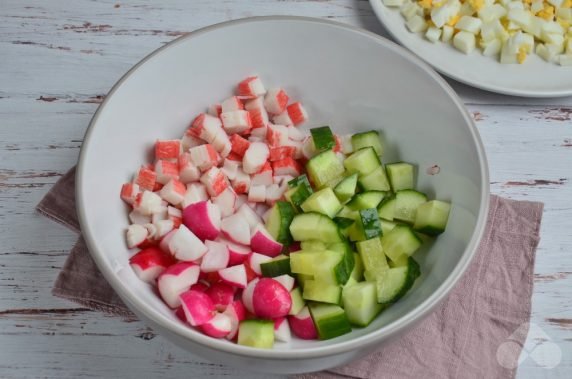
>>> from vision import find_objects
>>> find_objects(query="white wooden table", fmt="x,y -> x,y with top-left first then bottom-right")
1,1 -> 570,377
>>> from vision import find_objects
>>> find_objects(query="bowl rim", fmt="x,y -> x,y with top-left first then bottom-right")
77,15 -> 490,359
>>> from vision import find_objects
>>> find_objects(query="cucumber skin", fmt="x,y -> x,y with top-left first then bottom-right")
378,257 -> 421,304
260,257 -> 292,277
359,208 -> 382,240
266,201 -> 296,245
308,303 -> 352,340
311,126 -> 336,151
306,150 -> 345,189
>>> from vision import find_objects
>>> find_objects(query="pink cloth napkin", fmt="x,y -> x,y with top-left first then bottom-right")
38,167 -> 544,378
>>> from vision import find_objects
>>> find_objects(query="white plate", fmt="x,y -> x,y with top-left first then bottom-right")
369,0 -> 572,97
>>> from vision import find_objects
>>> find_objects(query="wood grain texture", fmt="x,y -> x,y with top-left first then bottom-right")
0,0 -> 570,377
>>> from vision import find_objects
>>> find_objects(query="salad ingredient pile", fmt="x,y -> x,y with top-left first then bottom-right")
120,75 -> 451,349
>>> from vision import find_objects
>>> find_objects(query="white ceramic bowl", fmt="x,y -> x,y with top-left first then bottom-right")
77,16 -> 489,374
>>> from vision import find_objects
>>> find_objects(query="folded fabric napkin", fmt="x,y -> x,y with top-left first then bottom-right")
38,167 -> 544,378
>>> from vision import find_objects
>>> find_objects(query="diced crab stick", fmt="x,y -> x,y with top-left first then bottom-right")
266,124 -> 289,147
244,96 -> 265,112
167,206 -> 182,228
251,162 -> 273,186
135,166 -> 157,192
272,157 -> 302,177
207,104 -> 222,117
248,185 -> 266,203
235,203 -> 262,231
231,169 -> 251,194
205,282 -> 235,311
265,184 -> 283,206
120,182 -> 140,205
218,264 -> 248,289
126,224 -> 148,248
237,76 -> 266,98
264,88 -> 289,115
252,278 -> 292,318
250,124 -> 267,139
230,134 -> 250,157
213,187 -> 237,218
129,246 -> 176,283
155,139 -> 181,161
178,153 -> 201,183
269,146 -> 297,162
223,300 -> 246,340
221,159 -> 240,181
181,182 -> 209,208
284,140 -> 304,159
181,134 -> 205,151
189,144 -> 220,172
248,106 -> 270,129
200,312 -> 232,338
287,125 -> 305,141
180,290 -> 216,326
134,191 -> 163,215
143,223 -> 158,240
159,178 -> 186,206
151,206 -> 168,223
242,142 -> 269,174
274,317 -> 292,342
182,200 -> 221,241
155,160 -> 180,185
158,262 -> 200,308
333,135 -> 342,153
189,113 -> 221,140
272,111 -> 293,126
200,167 -> 229,197
221,96 -> 245,112
168,225 -> 208,261
286,102 -> 308,126
129,209 -> 151,225
226,152 -> 243,162
221,110 -> 252,135
221,213 -> 251,245
201,240 -> 230,273
255,203 -> 269,219
250,224 -> 283,257
154,219 -> 174,238
340,134 -> 353,154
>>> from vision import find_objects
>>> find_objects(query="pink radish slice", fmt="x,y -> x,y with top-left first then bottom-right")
205,282 -> 235,312
288,242 -> 301,253
199,312 -> 232,338
289,306 -> 318,340
274,317 -> 292,342
154,219 -> 174,239
219,238 -> 250,266
175,306 -> 187,322
218,264 -> 247,289
247,253 -> 273,276
159,229 -> 177,253
250,224 -> 283,257
129,246 -> 176,283
182,200 -> 221,241
220,213 -> 250,245
200,240 -> 230,272
242,142 -> 269,174
273,274 -> 295,292
126,224 -> 148,248
157,262 -> 200,308
255,203 -> 269,218
252,278 -> 292,318
168,225 -> 207,261
241,278 -> 259,314
213,186 -> 237,219
223,300 -> 247,340
180,290 -> 216,326
190,281 -> 210,293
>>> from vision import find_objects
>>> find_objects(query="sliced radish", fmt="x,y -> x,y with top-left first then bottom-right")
236,203 -> 262,231
250,224 -> 283,257
242,142 -> 269,174
134,166 -> 157,192
218,264 -> 248,289
241,278 -> 259,314
231,169 -> 251,195
182,200 -> 221,241
120,183 -> 140,205
287,125 -> 305,141
129,209 -> 151,225
159,178 -> 186,206
129,246 -> 176,283
190,281 -> 210,293
221,159 -> 240,181
158,262 -> 200,308
168,225 -> 207,261
143,223 -> 158,240
237,76 -> 266,98
175,306 -> 187,322
264,88 -> 289,115
221,96 -> 244,112
201,240 -> 229,272
286,102 -> 308,126
248,185 -> 266,203
252,278 -> 292,318
272,111 -> 293,126
189,144 -> 220,172
217,237 -> 251,265
274,317 -> 292,342
340,134 -> 353,154
154,219 -> 174,239
213,188 -> 237,219
247,252 -> 273,276
199,312 -> 232,338
273,274 -> 295,292
180,290 -> 216,326
289,306 -> 317,340
205,282 -> 235,311
221,213 -> 250,245
178,153 -> 201,183
181,182 -> 208,208
200,167 -> 229,197
223,300 -> 247,340
159,229 -> 176,253
221,110 -> 252,134
134,191 -> 163,216
126,224 -> 148,248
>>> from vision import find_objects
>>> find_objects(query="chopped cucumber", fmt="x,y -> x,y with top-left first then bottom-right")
300,240 -> 327,251
334,173 -> 358,204
285,184 -> 312,208
301,187 -> 342,218
359,208 -> 382,240
306,150 -> 345,189
358,165 -> 391,192
376,257 -> 420,304
377,195 -> 396,221
413,200 -> 451,235
327,241 -> 355,285
333,217 -> 355,229
238,320 -> 274,348
388,254 -> 409,268
290,250 -> 344,284
386,162 -> 415,191
336,206 -> 359,220
288,174 -> 312,189
350,252 -> 364,281
289,287 -> 306,315
266,201 -> 295,245
289,212 -> 343,242
296,273 -> 313,290
347,191 -> 387,210
394,190 -> 427,224
380,219 -> 398,235
381,224 -> 422,263
347,217 -> 365,242
342,281 -> 384,327
260,255 -> 291,277
309,303 -> 352,340
311,126 -> 336,151
356,237 -> 389,278
302,279 -> 341,304
343,147 -> 380,176
351,130 -> 383,156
